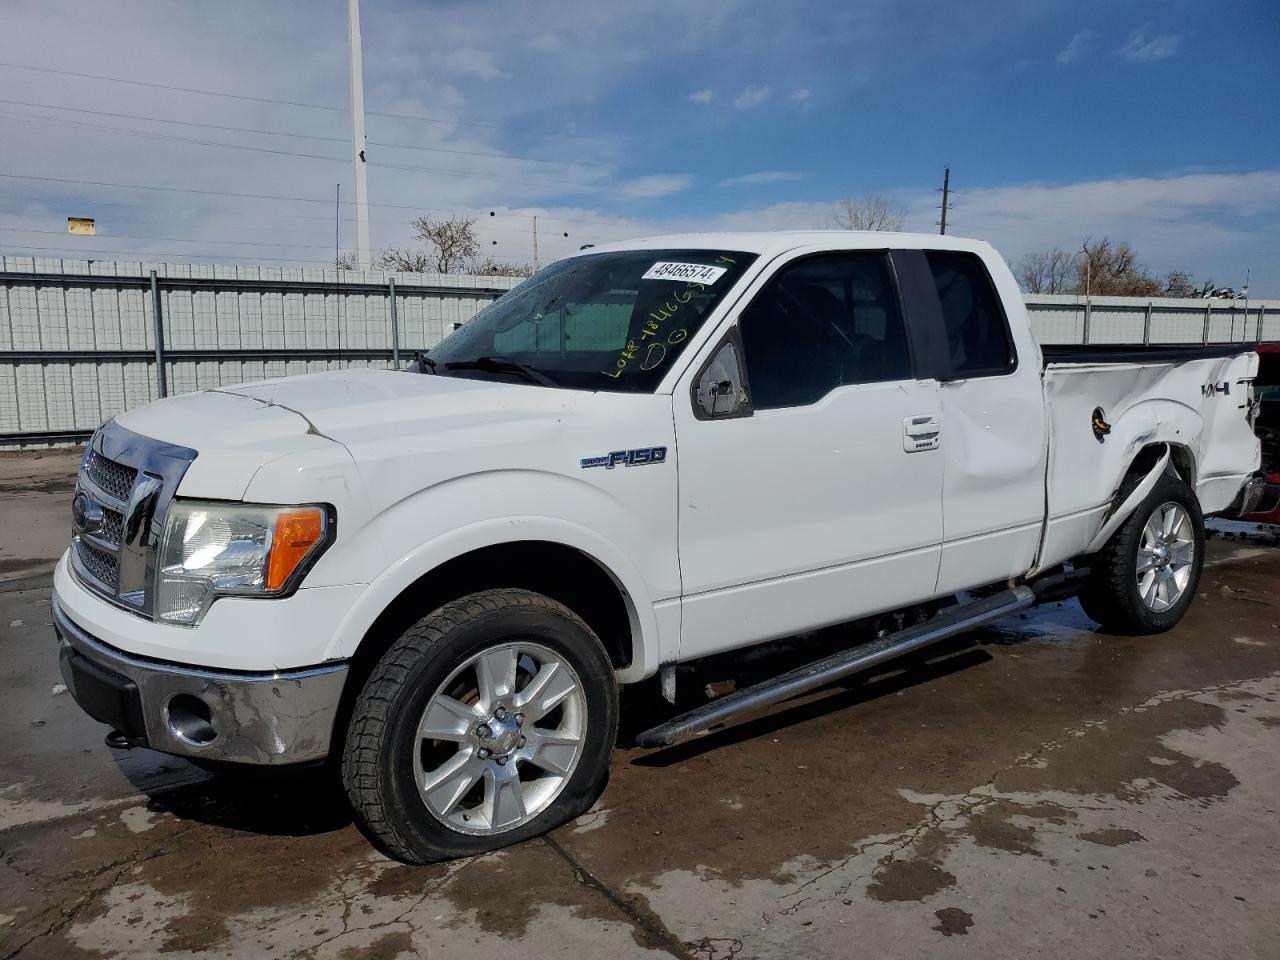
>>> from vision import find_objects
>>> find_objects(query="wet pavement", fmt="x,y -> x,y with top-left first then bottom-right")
2,449 -> 1278,959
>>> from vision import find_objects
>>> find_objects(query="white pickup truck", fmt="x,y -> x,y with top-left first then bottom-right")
55,231 -> 1264,862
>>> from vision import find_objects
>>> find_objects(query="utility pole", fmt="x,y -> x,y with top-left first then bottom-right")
938,167 -> 951,235
347,0 -> 371,271
532,215 -> 539,272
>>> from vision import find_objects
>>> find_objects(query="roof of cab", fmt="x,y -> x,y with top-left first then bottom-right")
578,230 -> 994,260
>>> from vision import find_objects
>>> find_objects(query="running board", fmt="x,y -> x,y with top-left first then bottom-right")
634,586 -> 1037,749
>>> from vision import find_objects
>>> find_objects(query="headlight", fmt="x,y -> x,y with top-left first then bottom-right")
156,501 -> 333,624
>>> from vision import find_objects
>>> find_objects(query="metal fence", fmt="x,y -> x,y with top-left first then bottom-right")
1,256 -> 1277,446
0,257 -> 521,444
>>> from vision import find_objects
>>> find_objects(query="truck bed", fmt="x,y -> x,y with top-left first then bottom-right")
1036,347 -> 1261,571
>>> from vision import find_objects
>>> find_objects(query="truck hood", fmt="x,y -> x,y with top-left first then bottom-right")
220,369 -> 597,448
114,388 -> 345,500
117,369 -> 646,500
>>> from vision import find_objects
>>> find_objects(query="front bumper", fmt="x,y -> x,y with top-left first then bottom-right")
54,593 -> 349,765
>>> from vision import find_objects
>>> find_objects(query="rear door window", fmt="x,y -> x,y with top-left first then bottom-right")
924,251 -> 1016,377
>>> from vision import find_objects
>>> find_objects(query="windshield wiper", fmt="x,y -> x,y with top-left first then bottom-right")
443,355 -> 557,387
410,352 -> 437,375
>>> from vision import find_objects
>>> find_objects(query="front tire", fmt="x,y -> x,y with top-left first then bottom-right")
341,589 -> 618,863
1078,474 -> 1204,634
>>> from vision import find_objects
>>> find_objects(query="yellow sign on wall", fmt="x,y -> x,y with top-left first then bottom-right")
68,217 -> 96,236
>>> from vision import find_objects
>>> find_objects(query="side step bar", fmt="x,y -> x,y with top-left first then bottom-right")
635,585 -> 1037,749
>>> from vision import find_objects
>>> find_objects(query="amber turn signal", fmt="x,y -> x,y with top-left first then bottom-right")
266,507 -> 327,591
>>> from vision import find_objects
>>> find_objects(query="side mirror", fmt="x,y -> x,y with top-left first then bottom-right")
695,339 -> 749,418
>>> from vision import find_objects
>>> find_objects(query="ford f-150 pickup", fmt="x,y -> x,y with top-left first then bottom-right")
54,231 -> 1265,862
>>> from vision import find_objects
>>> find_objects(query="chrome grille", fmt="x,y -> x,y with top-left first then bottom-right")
99,507 -> 124,547
76,540 -> 119,588
69,422 -> 197,619
86,451 -> 138,502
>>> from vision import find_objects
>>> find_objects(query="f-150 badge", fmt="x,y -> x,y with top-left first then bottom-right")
581,447 -> 668,469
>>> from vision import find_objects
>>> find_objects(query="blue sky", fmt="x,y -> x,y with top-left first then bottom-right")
1,0 -> 1277,292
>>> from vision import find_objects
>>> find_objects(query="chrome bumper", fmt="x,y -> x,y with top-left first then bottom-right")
54,594 -> 348,765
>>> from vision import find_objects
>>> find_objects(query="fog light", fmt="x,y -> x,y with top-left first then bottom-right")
166,694 -> 216,745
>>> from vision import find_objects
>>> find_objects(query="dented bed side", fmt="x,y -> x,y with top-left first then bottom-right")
1036,351 -> 1261,571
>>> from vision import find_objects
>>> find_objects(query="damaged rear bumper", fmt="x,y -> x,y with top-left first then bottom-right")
1240,473 -> 1280,523
1232,471 -> 1272,520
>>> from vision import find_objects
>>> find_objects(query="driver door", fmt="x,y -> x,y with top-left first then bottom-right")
674,250 -> 945,660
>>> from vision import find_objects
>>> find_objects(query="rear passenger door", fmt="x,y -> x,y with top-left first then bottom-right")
674,250 -> 945,660
900,249 -> 1049,593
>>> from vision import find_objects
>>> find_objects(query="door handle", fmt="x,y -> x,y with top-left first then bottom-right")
903,415 -> 940,452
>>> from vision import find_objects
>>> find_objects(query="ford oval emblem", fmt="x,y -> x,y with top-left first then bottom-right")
71,491 -> 103,535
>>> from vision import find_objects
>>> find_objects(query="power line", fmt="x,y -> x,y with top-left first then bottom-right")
0,196 -> 634,245
0,97 -> 348,145
1,109 -> 665,196
0,226 -> 335,251
0,242 -> 553,267
0,60 -> 632,144
0,96 -> 685,177
0,243 -> 338,265
0,172 -> 647,230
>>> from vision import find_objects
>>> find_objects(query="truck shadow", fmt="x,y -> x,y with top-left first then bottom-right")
625,635 -> 992,767
127,760 -> 353,837
626,602 -> 1093,767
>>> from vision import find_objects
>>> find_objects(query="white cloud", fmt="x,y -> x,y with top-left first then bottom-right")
895,170 -> 1280,292
1055,29 -> 1093,66
789,88 -> 813,109
618,175 -> 694,199
528,31 -> 561,51
718,171 -> 805,188
440,47 -> 505,80
1120,23 -> 1183,62
687,89 -> 714,104
733,85 -> 771,110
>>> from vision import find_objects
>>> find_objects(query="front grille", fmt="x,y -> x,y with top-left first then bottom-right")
100,507 -> 124,547
86,452 -> 137,502
77,540 -> 119,588
70,423 -> 196,618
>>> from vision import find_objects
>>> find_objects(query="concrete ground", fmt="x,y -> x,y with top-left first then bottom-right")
2,449 -> 1278,959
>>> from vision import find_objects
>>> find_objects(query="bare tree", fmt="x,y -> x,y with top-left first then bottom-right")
472,257 -> 534,278
828,192 -> 904,231
1015,248 -> 1080,293
335,252 -> 357,270
1162,270 -> 1198,298
375,247 -> 435,273
411,215 -> 480,273
1076,237 -> 1164,297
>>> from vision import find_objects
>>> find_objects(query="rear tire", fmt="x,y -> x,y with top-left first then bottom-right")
1078,475 -> 1204,634
341,588 -> 618,863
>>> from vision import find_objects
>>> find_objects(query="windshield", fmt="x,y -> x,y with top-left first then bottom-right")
425,248 -> 757,392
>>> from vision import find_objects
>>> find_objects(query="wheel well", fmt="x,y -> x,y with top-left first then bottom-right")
1167,444 -> 1196,488
332,542 -> 635,747
1118,442 -> 1196,501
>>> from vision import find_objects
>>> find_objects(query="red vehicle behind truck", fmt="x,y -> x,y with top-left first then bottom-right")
1242,343 -> 1280,523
